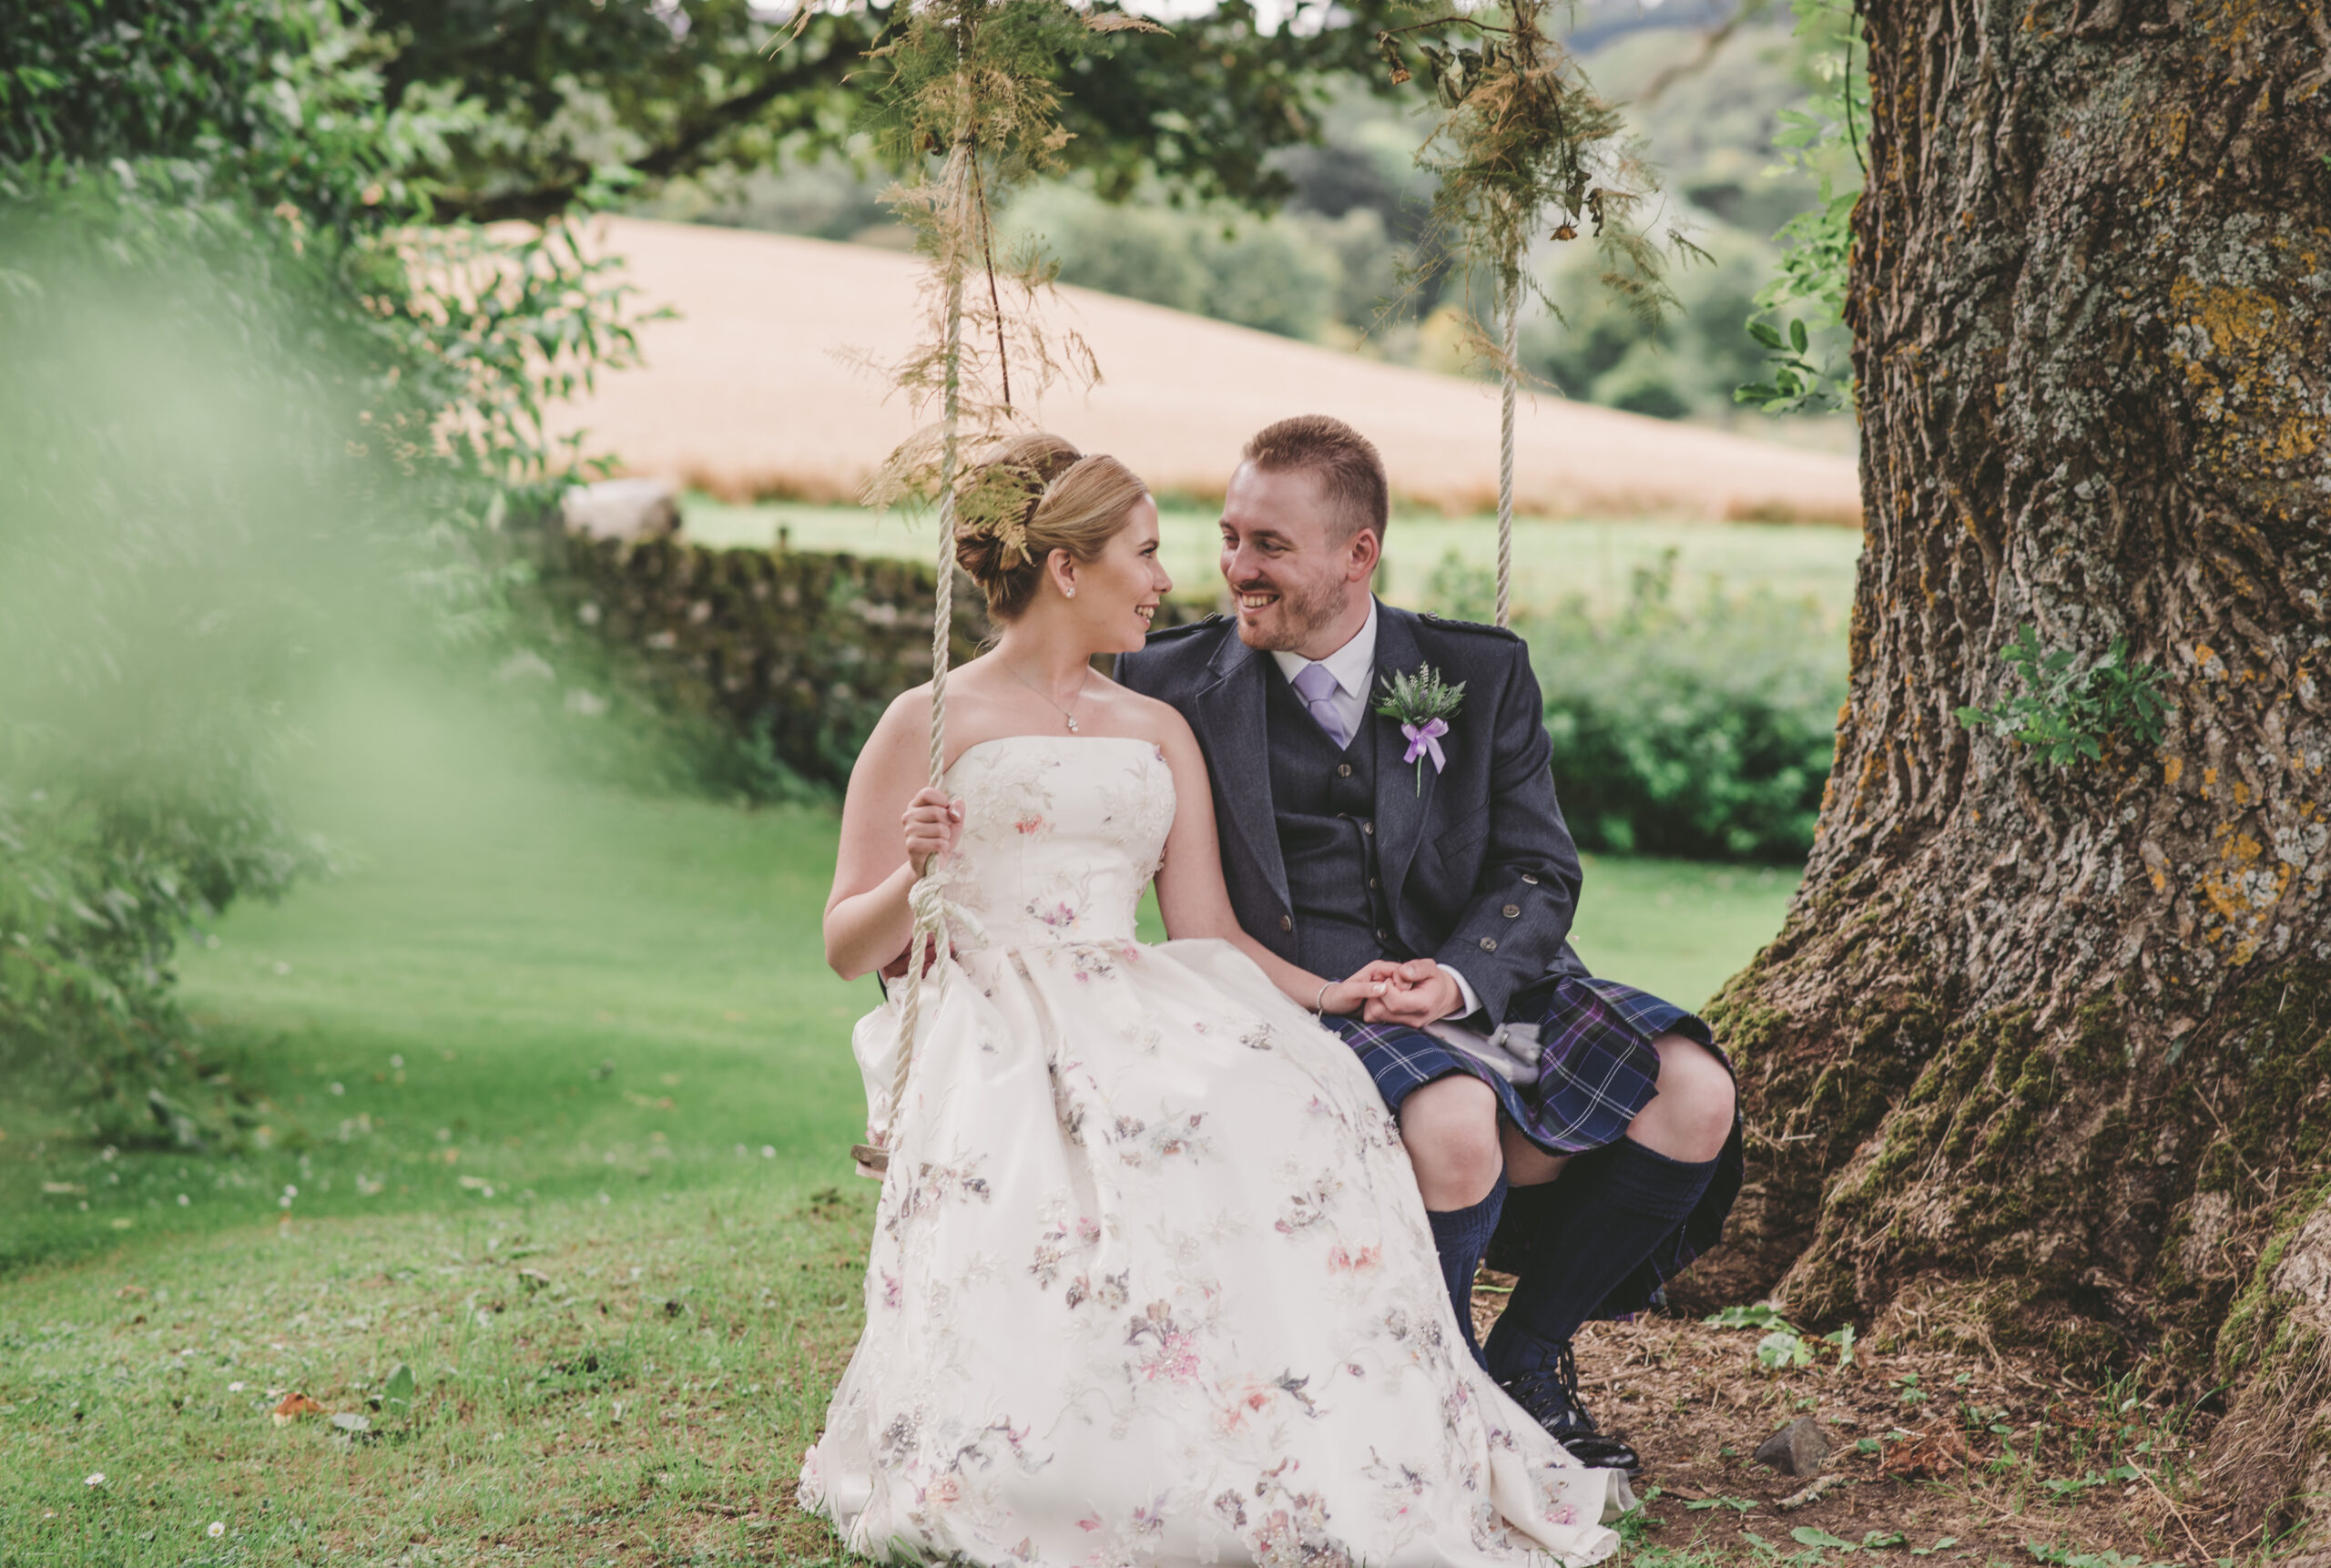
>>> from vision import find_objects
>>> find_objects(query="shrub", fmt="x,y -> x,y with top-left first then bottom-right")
1427,549 -> 1846,861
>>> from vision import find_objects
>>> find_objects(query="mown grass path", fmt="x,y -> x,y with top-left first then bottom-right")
1,775 -> 1794,1564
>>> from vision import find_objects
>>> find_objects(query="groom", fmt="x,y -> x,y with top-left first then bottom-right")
1117,415 -> 1743,1474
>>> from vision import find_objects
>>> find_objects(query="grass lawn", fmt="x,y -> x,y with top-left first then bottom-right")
0,696 -> 1797,1564
684,498 -> 1867,626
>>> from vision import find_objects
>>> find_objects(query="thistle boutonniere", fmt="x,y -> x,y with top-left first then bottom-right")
1374,664 -> 1466,794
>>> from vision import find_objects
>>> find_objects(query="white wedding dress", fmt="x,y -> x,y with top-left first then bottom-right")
800,735 -> 1627,1567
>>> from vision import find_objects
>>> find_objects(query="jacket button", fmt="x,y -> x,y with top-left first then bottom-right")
1521,873 -> 1539,885
1278,915 -> 1292,932
1502,904 -> 1521,919
1375,927 -> 1388,942
1337,763 -> 1353,778
1369,876 -> 1379,890
1479,937 -> 1498,952
1362,820 -> 1374,835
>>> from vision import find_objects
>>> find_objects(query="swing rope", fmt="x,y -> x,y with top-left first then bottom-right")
853,135 -> 974,1181
1495,254 -> 1520,629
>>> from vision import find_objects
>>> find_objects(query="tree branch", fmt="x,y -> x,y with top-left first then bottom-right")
1639,0 -> 1775,104
429,48 -> 861,225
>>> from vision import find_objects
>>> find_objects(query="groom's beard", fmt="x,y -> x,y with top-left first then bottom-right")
1232,575 -> 1344,652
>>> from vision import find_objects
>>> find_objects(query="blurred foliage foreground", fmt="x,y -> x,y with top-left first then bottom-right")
0,0 -> 643,1150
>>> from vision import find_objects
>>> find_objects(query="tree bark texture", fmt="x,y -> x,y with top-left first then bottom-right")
1681,0 -> 2331,1539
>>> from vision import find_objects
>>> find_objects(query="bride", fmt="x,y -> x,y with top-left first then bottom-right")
799,433 -> 1629,1567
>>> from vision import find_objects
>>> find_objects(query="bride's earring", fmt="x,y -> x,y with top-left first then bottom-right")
1064,585 -> 1076,598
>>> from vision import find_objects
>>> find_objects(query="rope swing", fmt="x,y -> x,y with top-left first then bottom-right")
1497,260 -> 1520,629
846,0 -> 1145,1179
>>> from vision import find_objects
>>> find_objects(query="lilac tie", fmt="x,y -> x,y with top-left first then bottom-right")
1291,661 -> 1351,749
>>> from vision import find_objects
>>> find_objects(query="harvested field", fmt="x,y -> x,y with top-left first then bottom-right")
550,218 -> 1864,525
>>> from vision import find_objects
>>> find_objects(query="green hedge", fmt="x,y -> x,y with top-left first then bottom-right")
1429,550 -> 1846,862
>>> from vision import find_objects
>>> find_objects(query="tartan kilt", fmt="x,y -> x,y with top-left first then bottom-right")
1328,974 -> 1744,1319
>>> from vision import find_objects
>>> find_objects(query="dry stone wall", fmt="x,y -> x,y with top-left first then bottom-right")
526,529 -> 1214,789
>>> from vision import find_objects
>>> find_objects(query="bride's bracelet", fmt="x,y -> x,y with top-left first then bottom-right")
1313,981 -> 1333,1017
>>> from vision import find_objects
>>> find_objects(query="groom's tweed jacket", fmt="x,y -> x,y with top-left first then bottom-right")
1116,600 -> 1590,1024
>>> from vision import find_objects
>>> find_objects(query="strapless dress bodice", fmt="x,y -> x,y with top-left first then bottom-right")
935,735 -> 1176,952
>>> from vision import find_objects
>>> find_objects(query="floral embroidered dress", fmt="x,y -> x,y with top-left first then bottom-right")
800,735 -> 1627,1567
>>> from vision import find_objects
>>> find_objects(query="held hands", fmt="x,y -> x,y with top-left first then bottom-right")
901,787 -> 965,878
1316,958 -> 1461,1023
1317,959 -> 1403,1017
1360,958 -> 1462,1027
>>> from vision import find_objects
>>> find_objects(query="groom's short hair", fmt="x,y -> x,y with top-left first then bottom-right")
1241,416 -> 1389,545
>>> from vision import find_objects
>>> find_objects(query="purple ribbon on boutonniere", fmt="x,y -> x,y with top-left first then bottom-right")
1374,662 -> 1466,796
1401,718 -> 1449,776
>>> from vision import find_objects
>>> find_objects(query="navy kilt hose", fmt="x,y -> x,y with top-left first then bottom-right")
1332,974 -> 1745,1319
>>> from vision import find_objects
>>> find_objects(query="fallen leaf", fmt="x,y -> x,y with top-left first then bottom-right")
1880,1423 -> 1970,1480
271,1392 -> 325,1426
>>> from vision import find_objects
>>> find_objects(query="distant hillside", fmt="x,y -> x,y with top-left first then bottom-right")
549,218 -> 1860,524
634,2 -> 1827,432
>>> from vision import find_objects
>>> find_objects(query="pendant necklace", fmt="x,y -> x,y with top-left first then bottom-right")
1008,665 -> 1092,732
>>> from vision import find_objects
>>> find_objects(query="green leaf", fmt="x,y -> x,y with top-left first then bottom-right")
1756,1329 -> 1816,1369
1794,1527 -> 1858,1550
382,1361 -> 417,1414
1789,317 -> 1810,352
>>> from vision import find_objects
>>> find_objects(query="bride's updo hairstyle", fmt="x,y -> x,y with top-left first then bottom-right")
955,433 -> 1150,621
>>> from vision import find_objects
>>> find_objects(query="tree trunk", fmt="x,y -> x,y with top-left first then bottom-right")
1677,0 -> 2331,1541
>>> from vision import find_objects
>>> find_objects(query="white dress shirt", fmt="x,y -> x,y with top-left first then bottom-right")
1270,601 -> 1484,1022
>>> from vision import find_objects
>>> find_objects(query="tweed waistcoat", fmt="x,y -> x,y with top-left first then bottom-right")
1264,661 -> 1406,983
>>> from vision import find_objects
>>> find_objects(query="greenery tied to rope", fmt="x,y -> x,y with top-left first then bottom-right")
846,0 -> 1167,517
1375,0 -> 1697,626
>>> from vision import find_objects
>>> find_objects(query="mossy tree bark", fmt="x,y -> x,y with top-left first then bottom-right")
1679,0 -> 2331,1538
